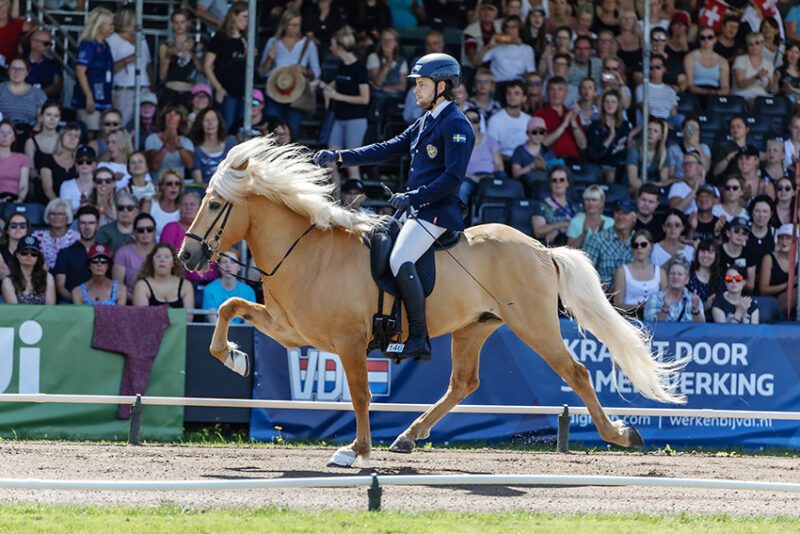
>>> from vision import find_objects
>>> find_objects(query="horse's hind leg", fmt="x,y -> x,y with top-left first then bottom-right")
209,297 -> 266,377
389,320 -> 501,453
504,311 -> 642,449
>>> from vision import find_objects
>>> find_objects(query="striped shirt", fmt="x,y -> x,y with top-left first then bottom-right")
582,225 -> 633,289
0,82 -> 47,126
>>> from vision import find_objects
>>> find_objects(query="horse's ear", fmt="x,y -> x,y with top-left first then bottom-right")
234,159 -> 249,171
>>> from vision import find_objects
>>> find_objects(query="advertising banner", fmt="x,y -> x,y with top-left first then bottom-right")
250,321 -> 800,449
0,305 -> 185,440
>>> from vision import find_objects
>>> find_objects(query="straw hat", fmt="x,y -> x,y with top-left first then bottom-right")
266,66 -> 307,104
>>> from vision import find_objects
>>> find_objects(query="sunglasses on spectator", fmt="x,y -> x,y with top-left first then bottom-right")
732,227 -> 748,235
528,129 -> 547,135
664,222 -> 683,228
135,226 -> 155,233
527,80 -> 542,86
724,275 -> 744,283
631,241 -> 650,249
8,222 -> 27,229
650,64 -> 664,70
104,121 -> 120,127
95,178 -> 113,184
18,249 -> 39,257
163,181 -> 182,187
777,185 -> 793,192
77,159 -> 95,165
700,34 -> 715,41
551,177 -> 567,183
726,185 -> 740,191
651,36 -> 667,42
90,257 -> 110,264
117,204 -> 136,211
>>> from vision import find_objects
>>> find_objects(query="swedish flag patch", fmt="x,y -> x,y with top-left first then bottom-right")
452,133 -> 467,143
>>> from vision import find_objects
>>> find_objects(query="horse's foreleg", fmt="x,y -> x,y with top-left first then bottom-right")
328,347 -> 372,468
389,321 -> 500,454
209,297 -> 267,377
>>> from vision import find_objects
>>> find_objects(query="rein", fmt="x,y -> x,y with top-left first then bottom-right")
185,201 -> 316,283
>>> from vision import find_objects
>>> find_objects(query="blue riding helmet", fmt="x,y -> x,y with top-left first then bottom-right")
407,53 -> 461,88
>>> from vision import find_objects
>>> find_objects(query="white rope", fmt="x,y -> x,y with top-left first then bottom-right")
0,474 -> 799,493
0,394 -> 799,420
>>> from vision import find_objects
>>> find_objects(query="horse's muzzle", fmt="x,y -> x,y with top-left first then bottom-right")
178,240 -> 210,273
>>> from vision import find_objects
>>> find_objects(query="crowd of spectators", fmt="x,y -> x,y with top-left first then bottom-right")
0,0 -> 799,323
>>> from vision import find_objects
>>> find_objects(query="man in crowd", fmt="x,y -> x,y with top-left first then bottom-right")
634,182 -> 665,242
535,76 -> 586,161
24,29 -> 63,99
53,206 -> 100,303
719,216 -> 758,293
487,79 -> 530,163
567,35 -> 602,90
583,199 -> 636,290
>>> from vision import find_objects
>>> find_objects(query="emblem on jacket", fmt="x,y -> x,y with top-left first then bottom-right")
452,133 -> 467,143
426,144 -> 438,158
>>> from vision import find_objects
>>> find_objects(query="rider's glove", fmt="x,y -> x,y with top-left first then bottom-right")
389,193 -> 412,211
313,150 -> 339,166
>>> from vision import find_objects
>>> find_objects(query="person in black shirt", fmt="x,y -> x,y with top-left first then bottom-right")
714,16 -> 742,64
718,216 -> 758,293
634,182 -> 665,242
745,195 -> 777,283
693,184 -> 720,244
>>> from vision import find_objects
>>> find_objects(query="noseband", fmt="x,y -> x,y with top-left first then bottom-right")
184,201 -> 316,281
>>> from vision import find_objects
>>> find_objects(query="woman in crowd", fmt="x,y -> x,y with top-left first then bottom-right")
160,190 -> 217,285
587,89 -> 631,183
760,17 -> 784,69
301,0 -> 348,45
759,224 -> 798,316
322,25 -> 371,184
0,57 -> 47,127
574,78 -> 598,127
33,198 -> 78,270
37,123 -> 80,203
712,116 -> 751,181
521,5 -> 548,63
1,235 -> 55,305
202,247 -> 256,324
0,119 -> 30,202
148,168 -> 183,238
113,212 -> 157,297
684,25 -> 729,104
204,1 -> 251,133
747,195 -> 777,269
616,10 -> 642,84
777,42 -> 800,105
613,229 -> 664,315
538,26 -> 572,79
688,239 -> 720,314
480,15 -> 535,84
532,165 -> 579,247
761,138 -> 786,185
667,117 -> 711,179
144,104 -> 194,179
258,9 -> 321,136
566,184 -> 613,249
712,265 -> 759,324
132,243 -> 194,319
189,108 -> 235,184
158,8 -> 201,109
125,151 -> 155,211
98,128 -> 133,186
545,0 -> 575,34
88,166 -> 117,225
24,101 -> 60,174
73,7 -> 115,132
713,175 -> 749,221
366,28 -> 407,106
652,209 -> 694,268
86,109 -> 122,160
773,176 -> 796,226
594,0 -> 619,35
626,118 -> 671,193
511,116 -> 554,194
72,243 -> 126,305
58,145 -> 97,212
732,32 -> 777,100
460,108 -> 504,205
0,211 -> 30,281
644,258 -> 705,323
95,190 -> 138,252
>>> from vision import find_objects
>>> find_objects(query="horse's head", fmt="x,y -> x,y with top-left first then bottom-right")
179,163 -> 250,272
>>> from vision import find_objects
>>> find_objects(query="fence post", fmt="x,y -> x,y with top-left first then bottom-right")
367,472 -> 382,511
557,404 -> 570,453
128,394 -> 142,446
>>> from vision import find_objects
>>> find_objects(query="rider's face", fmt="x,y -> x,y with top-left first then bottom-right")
414,78 -> 437,108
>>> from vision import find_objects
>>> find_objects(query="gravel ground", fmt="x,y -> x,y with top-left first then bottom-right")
0,441 -> 798,516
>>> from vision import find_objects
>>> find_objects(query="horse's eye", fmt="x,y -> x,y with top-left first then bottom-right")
209,201 -> 221,210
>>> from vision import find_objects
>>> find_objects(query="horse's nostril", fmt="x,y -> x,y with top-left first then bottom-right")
180,250 -> 192,262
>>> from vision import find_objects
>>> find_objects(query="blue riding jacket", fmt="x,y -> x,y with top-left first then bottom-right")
339,101 -> 475,231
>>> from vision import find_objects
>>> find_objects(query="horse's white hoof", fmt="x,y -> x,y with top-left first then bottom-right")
224,349 -> 250,377
328,446 -> 357,467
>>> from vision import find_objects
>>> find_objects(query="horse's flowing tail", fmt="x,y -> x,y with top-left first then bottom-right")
549,247 -> 687,404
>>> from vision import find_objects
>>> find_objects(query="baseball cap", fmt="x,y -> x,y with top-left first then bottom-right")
729,216 -> 750,230
192,83 -> 212,97
697,184 -> 719,198
140,92 -> 158,106
87,243 -> 112,261
530,5 -> 546,15
18,234 -> 40,252
613,199 -> 637,213
670,11 -> 690,27
341,179 -> 365,193
776,224 -> 799,238
527,116 -> 547,131
253,88 -> 265,104
75,145 -> 97,161
738,144 -> 759,157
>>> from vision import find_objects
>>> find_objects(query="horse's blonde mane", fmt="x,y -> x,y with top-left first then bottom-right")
209,136 -> 385,234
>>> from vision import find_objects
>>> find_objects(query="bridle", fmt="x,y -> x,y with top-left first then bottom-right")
184,200 -> 316,282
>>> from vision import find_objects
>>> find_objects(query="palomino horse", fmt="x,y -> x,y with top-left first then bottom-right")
179,137 -> 686,467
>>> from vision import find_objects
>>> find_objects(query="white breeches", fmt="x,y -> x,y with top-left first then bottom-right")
389,217 -> 447,276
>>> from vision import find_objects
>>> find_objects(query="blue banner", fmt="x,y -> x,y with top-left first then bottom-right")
250,321 -> 800,450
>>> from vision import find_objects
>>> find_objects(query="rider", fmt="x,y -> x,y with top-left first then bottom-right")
313,53 -> 475,362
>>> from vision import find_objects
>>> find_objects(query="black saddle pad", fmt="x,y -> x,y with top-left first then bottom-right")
367,219 -> 461,298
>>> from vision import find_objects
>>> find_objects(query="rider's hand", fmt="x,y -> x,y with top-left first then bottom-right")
389,193 -> 412,211
313,149 -> 338,166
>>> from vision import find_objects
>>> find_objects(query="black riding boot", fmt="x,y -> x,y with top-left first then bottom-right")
392,261 -> 432,362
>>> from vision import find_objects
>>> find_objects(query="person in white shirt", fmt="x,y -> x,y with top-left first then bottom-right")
479,15 -> 535,82
487,80 -> 531,161
106,7 -> 153,127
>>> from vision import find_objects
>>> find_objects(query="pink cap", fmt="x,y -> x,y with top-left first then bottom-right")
527,116 -> 547,131
192,83 -> 212,97
253,88 -> 265,103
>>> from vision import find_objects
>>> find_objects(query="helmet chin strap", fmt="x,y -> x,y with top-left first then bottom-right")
425,80 -> 447,111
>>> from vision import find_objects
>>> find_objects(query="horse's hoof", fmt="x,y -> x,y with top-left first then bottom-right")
625,426 -> 644,450
388,435 -> 415,454
224,349 -> 250,377
328,446 -> 357,467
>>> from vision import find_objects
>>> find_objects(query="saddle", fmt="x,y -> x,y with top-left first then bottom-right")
366,219 -> 462,353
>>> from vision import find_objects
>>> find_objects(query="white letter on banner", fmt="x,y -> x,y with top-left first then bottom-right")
18,321 -> 42,394
675,341 -> 694,362
731,343 -> 748,366
288,348 -> 318,400
694,342 -> 712,365
758,374 -> 774,396
316,352 -> 343,401
0,327 -> 13,392
712,343 -> 731,365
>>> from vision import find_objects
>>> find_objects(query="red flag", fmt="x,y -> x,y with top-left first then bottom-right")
751,0 -> 778,18
698,0 -> 729,32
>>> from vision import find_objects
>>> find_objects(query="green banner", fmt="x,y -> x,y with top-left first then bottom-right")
0,305 -> 185,440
